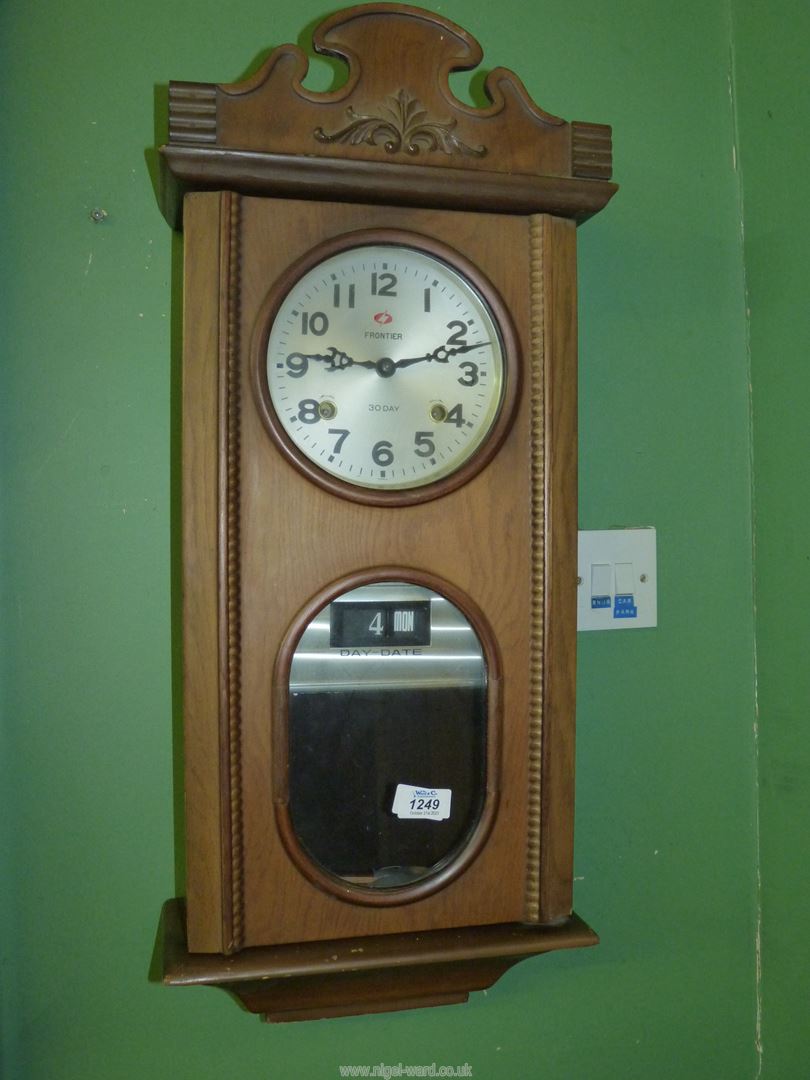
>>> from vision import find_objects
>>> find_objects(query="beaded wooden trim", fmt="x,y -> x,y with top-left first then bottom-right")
524,215 -> 546,921
218,192 -> 245,952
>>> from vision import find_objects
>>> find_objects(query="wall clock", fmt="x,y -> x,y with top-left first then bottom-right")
255,231 -> 517,501
153,2 -> 616,1022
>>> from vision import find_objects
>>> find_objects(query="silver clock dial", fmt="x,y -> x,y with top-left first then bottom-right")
265,243 -> 505,491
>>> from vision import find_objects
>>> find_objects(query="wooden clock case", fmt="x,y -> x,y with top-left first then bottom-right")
153,3 -> 616,1022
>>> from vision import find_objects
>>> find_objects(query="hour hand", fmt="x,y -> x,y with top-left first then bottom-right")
394,341 -> 489,370
288,347 -> 375,372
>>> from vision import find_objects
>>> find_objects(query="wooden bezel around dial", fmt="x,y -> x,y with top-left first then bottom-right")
250,227 -> 521,507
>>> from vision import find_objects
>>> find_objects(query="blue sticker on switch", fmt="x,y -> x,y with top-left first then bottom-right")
591,596 -> 611,609
614,594 -> 638,619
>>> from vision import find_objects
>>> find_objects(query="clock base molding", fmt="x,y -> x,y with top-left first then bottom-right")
156,899 -> 597,1022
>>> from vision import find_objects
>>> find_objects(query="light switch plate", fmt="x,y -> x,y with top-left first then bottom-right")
577,528 -> 657,631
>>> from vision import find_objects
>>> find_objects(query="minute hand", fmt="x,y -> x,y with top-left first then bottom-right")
394,341 -> 491,370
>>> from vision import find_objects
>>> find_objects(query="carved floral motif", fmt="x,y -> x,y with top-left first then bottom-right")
314,89 -> 486,158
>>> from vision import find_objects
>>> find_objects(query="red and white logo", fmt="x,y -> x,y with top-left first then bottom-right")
373,311 -> 393,325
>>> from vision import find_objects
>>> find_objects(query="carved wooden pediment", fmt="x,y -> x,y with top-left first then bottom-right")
159,3 -> 616,225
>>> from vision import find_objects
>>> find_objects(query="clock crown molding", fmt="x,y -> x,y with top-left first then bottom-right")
159,3 -> 616,227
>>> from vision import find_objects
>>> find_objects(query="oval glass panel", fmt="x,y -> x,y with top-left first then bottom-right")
287,581 -> 487,890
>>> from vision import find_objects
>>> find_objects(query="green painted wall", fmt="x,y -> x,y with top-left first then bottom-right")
732,1 -> 810,1075
2,0 -> 800,1075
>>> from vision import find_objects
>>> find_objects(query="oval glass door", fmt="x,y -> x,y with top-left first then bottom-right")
286,581 -> 488,891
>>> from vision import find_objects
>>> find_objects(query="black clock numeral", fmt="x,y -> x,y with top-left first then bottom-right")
445,404 -> 465,428
333,283 -> 355,309
458,362 -> 479,387
446,320 -> 468,347
371,272 -> 397,297
297,399 -> 321,424
286,354 -> 308,378
300,311 -> 329,336
371,440 -> 394,466
414,431 -> 435,458
423,288 -> 431,313
328,428 -> 350,453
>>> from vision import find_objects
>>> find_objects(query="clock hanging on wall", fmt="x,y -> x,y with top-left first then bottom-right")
153,2 -> 616,1022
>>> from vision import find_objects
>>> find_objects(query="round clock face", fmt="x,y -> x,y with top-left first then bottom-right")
262,239 -> 508,494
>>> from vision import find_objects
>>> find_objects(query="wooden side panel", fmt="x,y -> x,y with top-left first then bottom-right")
539,215 -> 578,922
182,192 -> 226,952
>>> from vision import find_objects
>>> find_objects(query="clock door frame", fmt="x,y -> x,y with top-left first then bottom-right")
180,193 -> 579,954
